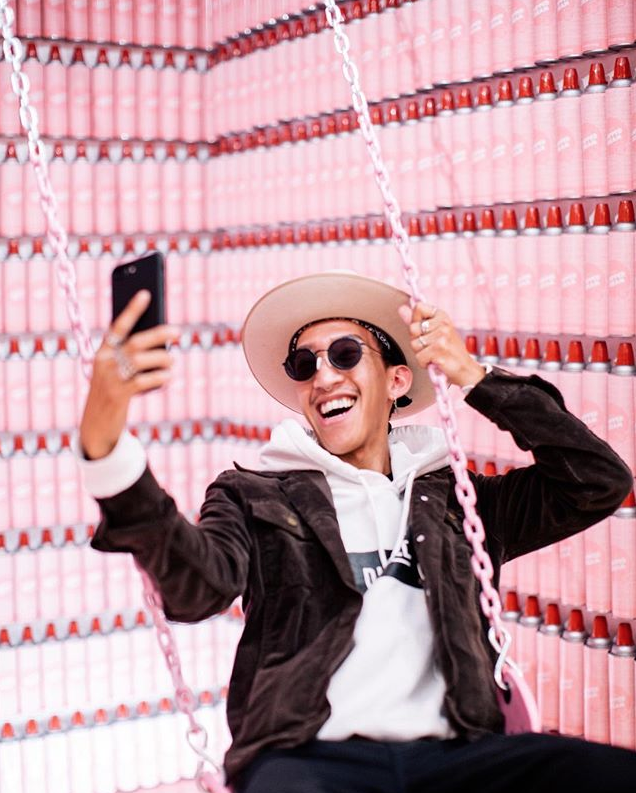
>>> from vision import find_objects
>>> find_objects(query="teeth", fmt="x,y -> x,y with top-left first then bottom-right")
320,397 -> 356,416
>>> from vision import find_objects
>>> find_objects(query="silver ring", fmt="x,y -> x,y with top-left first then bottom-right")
420,319 -> 430,334
114,348 -> 137,381
105,330 -> 124,348
430,305 -> 438,317
418,336 -> 427,350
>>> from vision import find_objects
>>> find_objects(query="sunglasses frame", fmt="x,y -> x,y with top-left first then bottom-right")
283,335 -> 383,382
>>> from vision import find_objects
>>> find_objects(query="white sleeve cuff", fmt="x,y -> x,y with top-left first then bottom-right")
461,363 -> 493,395
72,429 -> 148,499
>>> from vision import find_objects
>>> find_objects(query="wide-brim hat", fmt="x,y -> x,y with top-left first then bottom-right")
242,271 -> 435,418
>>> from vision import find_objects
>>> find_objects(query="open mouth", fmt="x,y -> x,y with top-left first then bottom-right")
319,397 -> 357,420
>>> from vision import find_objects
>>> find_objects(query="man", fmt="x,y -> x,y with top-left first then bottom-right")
78,271 -> 635,792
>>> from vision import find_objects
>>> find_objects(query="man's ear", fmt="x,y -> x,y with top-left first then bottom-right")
389,364 -> 413,402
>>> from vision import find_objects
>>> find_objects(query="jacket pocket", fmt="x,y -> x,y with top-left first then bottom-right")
250,499 -> 307,539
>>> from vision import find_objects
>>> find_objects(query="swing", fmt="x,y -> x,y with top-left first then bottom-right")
0,0 -> 539,790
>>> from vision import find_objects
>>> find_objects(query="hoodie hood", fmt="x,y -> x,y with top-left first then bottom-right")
258,418 -> 449,488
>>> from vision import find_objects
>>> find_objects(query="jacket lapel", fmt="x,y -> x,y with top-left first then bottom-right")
280,472 -> 359,593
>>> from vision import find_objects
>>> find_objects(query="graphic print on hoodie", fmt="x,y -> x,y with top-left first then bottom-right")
259,418 -> 456,743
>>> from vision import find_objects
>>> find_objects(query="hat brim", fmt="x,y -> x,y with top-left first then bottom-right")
242,272 -> 435,418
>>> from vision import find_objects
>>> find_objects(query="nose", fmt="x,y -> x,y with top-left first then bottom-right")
312,352 -> 345,389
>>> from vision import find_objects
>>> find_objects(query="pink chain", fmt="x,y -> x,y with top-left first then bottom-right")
324,0 -> 509,664
0,3 -> 225,789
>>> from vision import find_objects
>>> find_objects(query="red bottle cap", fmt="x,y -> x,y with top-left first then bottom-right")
518,76 -> 534,99
341,221 -> 353,241
524,338 -> 541,360
544,339 -> 562,362
465,335 -> 478,355
484,461 -> 497,477
504,591 -> 520,612
544,603 -> 561,626
442,212 -> 457,234
94,709 -> 108,724
539,71 -> 557,94
25,719 -> 38,736
483,335 -> 500,356
504,337 -> 520,358
613,56 -> 632,81
48,715 -> 62,731
440,90 -> 455,111
387,101 -> 401,123
621,490 -> 636,508
616,623 -> 635,647
457,87 -> 473,109
546,205 -> 563,228
590,340 -> 609,363
72,46 -> 84,64
467,458 -> 477,473
591,615 -> 610,639
425,214 -> 440,235
370,104 -> 384,125
113,613 -> 125,630
524,206 -> 541,229
137,701 -> 151,717
615,342 -> 635,367
588,62 -> 607,86
50,45 -> 62,62
355,218 -> 370,240
480,208 -> 496,231
423,96 -> 437,117
501,208 -> 518,231
477,85 -> 493,106
617,200 -> 635,224
592,203 -> 611,227
408,216 -> 422,236
71,712 -> 85,727
371,218 -> 388,240
567,609 -> 585,632
568,202 -> 586,226
566,340 -> 585,364
524,595 -> 541,618
1,724 -> 15,739
116,704 -> 130,719
497,79 -> 513,102
462,211 -> 477,232
0,628 -> 9,645
325,222 -> 339,243
406,100 -> 420,121
562,67 -> 580,91
45,623 -> 56,640
22,625 -> 34,643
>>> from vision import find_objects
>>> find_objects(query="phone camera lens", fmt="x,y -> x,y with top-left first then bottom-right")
128,265 -> 136,274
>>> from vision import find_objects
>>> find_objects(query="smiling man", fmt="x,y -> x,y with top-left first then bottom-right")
78,271 -> 636,792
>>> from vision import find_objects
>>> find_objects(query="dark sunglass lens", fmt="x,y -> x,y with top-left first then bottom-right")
288,349 -> 317,381
330,338 -> 363,370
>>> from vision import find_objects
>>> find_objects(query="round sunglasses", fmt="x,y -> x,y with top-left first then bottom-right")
283,336 -> 383,382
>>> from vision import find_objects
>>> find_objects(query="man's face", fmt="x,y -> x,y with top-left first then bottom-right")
292,320 -> 401,463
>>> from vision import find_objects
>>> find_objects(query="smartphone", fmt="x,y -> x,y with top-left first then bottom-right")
111,251 -> 166,338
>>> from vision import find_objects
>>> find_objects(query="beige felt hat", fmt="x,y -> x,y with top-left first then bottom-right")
241,271 -> 435,418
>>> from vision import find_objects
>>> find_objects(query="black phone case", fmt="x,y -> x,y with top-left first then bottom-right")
111,252 -> 166,338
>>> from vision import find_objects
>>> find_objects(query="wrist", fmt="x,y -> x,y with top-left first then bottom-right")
459,363 -> 492,394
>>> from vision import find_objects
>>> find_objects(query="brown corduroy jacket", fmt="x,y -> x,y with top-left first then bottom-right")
90,368 -> 633,781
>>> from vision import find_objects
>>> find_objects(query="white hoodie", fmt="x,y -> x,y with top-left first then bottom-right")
259,419 -> 456,741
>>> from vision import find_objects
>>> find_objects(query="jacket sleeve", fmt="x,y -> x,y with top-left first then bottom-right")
90,466 -> 252,622
464,367 -> 633,564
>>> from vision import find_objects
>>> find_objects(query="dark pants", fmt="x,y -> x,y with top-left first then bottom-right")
235,733 -> 636,793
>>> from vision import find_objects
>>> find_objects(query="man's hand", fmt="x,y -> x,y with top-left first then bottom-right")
78,290 -> 180,459
397,302 -> 487,389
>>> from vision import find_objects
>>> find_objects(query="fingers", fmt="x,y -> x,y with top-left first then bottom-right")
108,289 -> 152,342
126,348 -> 174,374
129,368 -> 173,394
126,324 -> 180,352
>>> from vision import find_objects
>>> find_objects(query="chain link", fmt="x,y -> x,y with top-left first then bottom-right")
0,4 -> 224,789
324,0 -> 508,663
